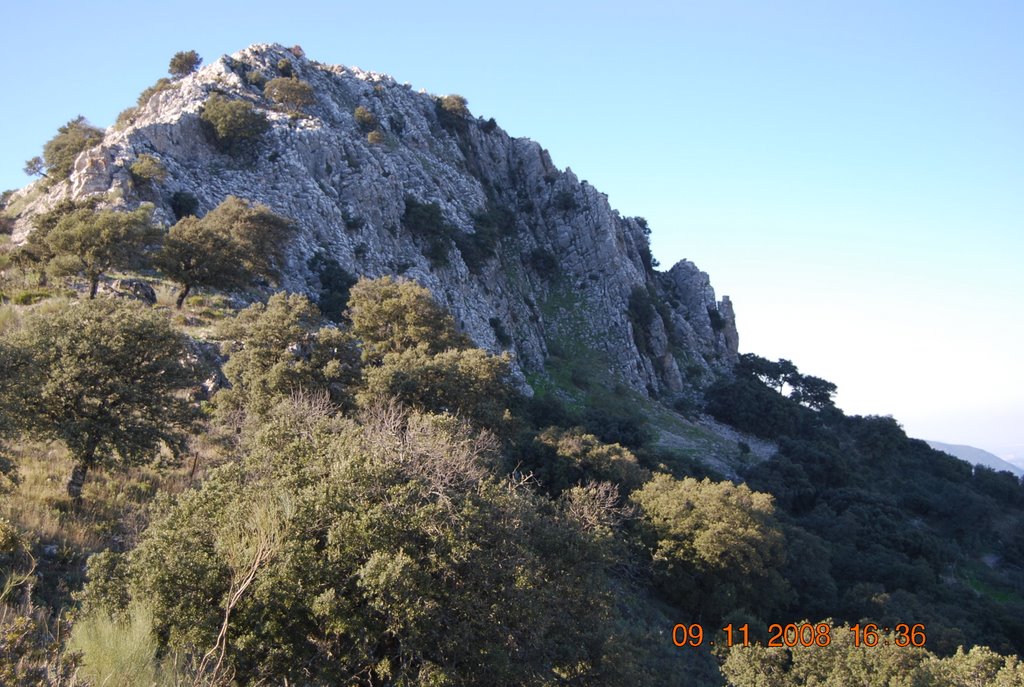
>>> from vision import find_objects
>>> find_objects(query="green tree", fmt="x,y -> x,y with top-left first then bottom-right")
38,116 -> 104,181
264,77 -> 315,109
156,196 -> 294,308
168,50 -> 202,78
632,474 -> 789,622
44,204 -> 159,298
7,299 -> 196,500
789,373 -> 838,410
23,156 -> 45,178
199,94 -> 269,155
347,276 -> 468,365
215,293 -> 361,420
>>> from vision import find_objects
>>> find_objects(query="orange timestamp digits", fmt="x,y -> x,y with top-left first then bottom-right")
850,623 -> 927,648
671,623 -> 754,648
767,623 -> 833,647
672,622 -> 926,649
673,623 -> 829,648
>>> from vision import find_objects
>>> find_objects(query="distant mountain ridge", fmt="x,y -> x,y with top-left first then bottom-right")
926,440 -> 1024,477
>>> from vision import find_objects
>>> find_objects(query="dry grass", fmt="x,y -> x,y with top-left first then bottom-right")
153,281 -> 180,309
0,436 -> 223,611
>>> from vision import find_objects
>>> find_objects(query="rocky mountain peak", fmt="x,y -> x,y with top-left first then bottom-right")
7,42 -> 738,399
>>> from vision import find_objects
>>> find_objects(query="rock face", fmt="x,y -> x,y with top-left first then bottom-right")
8,43 -> 738,398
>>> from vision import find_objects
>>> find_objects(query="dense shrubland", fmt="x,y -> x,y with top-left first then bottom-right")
1,250 -> 1021,683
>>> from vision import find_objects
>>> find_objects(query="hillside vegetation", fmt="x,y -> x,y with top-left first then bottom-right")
1,47 -> 1023,687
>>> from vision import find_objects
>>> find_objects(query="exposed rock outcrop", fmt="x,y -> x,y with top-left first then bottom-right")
7,43 -> 738,398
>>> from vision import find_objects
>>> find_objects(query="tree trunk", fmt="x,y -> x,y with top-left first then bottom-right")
67,441 -> 97,502
67,461 -> 90,501
175,283 -> 191,309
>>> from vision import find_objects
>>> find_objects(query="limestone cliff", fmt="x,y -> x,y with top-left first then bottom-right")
7,43 -> 738,398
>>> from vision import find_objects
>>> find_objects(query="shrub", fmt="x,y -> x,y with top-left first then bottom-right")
438,94 -> 469,117
136,78 -> 175,108
214,293 -> 361,419
455,203 -> 515,273
534,427 -> 648,495
401,197 -> 456,267
366,129 -> 384,145
264,77 -> 315,109
626,286 -> 658,329
114,107 -> 139,130
168,191 -> 198,220
199,94 -> 269,154
553,190 -> 578,212
347,276 -> 468,365
98,399 -> 621,685
245,70 -> 268,89
435,94 -> 470,133
129,155 -> 167,187
638,241 -> 658,272
309,251 -> 356,321
168,50 -> 202,78
632,474 -> 788,621
277,58 -> 293,76
353,105 -> 377,130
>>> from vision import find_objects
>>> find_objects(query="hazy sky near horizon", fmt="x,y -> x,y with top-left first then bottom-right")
2,1 -> 1021,455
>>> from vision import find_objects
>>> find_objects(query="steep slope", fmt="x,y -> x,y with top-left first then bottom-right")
928,440 -> 1024,477
6,43 -> 737,398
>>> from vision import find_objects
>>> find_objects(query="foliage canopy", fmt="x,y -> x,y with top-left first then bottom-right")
199,94 -> 269,155
33,116 -> 104,181
89,398 -> 629,685
44,204 -> 160,298
168,50 -> 202,78
264,77 -> 315,109
156,195 -> 294,307
6,299 -> 196,499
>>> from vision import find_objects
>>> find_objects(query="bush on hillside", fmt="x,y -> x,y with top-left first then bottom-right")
264,77 -> 315,109
199,94 -> 269,154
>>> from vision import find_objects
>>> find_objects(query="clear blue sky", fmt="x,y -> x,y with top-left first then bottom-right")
2,1 -> 1021,457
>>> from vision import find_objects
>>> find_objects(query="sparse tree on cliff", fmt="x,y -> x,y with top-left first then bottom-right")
44,204 -> 159,298
168,50 -> 202,78
33,116 -> 104,181
156,196 -> 294,308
